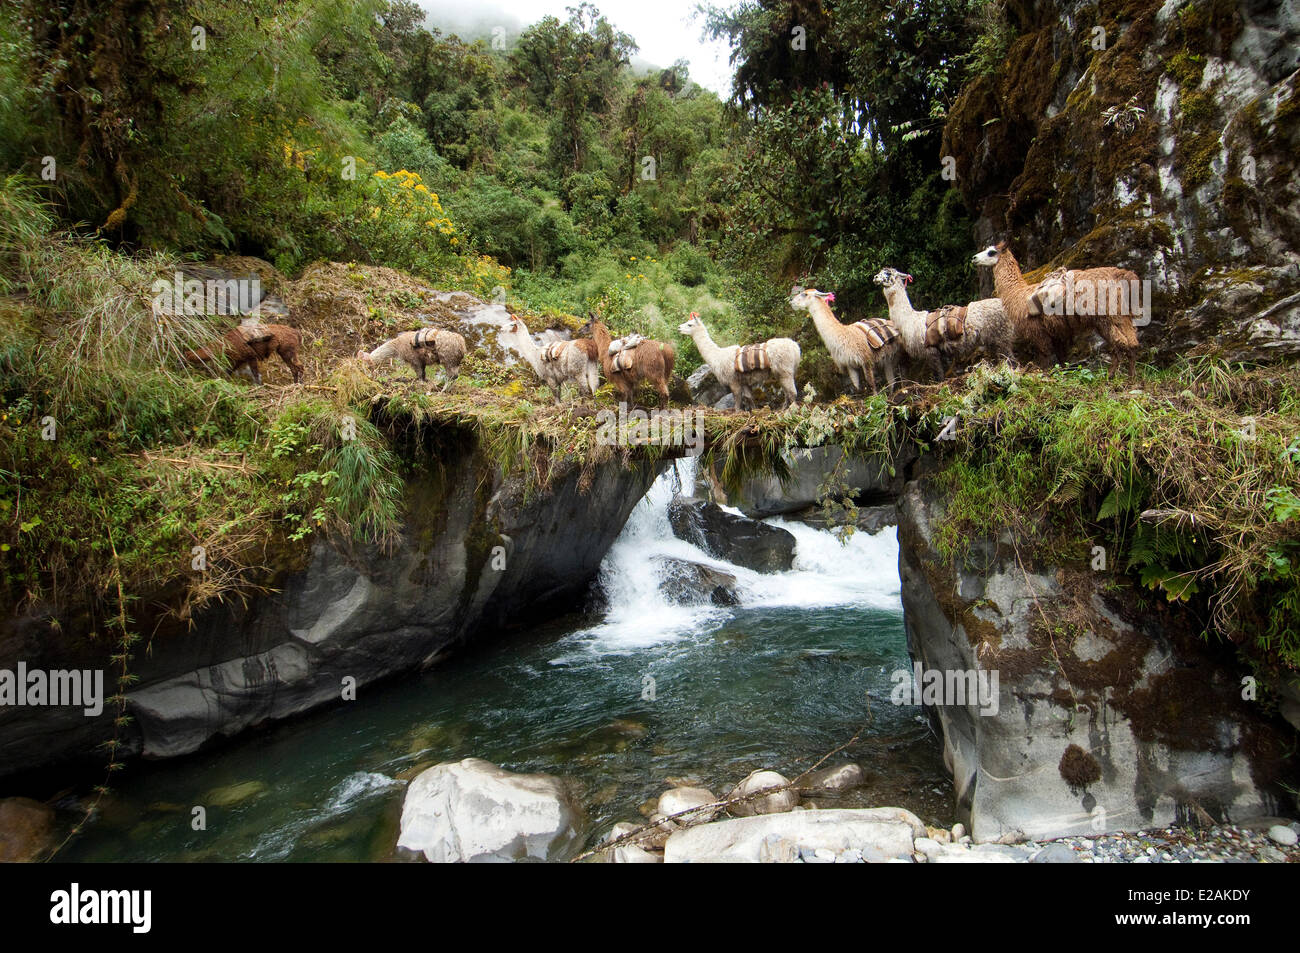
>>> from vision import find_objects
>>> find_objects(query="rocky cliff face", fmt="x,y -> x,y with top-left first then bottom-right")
944,0 -> 1300,360
897,475 -> 1297,842
0,438 -> 662,781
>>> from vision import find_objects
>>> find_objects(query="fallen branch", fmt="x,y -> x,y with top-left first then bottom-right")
571,724 -> 869,862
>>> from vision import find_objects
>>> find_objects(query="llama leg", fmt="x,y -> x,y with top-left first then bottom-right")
783,375 -> 798,407
280,346 -> 304,384
848,367 -> 861,393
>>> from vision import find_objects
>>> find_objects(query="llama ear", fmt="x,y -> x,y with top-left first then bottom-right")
791,285 -> 804,295
994,240 -> 1008,252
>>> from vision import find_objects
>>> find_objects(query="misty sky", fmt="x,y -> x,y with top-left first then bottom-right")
415,0 -> 737,97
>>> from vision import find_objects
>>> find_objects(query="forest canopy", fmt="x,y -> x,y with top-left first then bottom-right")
0,0 -> 1013,339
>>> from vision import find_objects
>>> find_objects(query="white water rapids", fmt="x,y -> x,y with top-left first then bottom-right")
560,458 -> 903,657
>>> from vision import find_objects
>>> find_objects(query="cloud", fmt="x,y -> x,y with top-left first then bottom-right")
413,0 -> 735,97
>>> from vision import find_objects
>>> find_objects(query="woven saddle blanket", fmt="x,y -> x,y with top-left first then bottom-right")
540,341 -> 568,363
733,343 -> 770,373
924,306 -> 967,347
849,318 -> 899,351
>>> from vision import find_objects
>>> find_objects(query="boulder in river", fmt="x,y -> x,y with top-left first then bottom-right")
397,758 -> 584,863
667,497 -> 796,573
797,763 -> 867,796
598,821 -> 662,863
658,786 -> 719,823
729,770 -> 800,816
652,556 -> 740,606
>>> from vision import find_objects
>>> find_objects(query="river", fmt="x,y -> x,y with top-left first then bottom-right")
63,461 -> 953,861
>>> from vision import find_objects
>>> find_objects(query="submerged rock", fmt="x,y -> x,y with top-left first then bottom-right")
397,758 -> 584,863
0,797 -> 55,862
797,763 -> 867,796
667,497 -> 796,573
203,780 -> 267,808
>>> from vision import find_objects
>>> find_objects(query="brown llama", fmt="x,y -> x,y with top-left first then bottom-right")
973,241 -> 1139,381
357,328 -> 467,388
183,323 -> 304,385
581,318 -> 676,409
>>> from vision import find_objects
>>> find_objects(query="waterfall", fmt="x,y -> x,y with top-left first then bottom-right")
565,457 -> 902,656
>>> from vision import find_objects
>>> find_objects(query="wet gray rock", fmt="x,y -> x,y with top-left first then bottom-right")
2,452 -> 665,778
897,477 -> 1297,842
651,556 -> 740,607
667,497 -> 796,573
724,446 -> 901,518
797,763 -> 867,796
728,770 -> 800,817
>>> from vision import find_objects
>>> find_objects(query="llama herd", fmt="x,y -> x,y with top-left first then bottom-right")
181,240 -> 1145,406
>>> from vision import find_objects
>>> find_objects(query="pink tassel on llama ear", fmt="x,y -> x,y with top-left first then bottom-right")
903,274 -> 913,284
825,292 -> 836,303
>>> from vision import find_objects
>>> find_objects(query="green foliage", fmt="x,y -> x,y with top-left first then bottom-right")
919,362 -> 1300,671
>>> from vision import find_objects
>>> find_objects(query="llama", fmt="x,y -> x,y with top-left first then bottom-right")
872,267 -> 1014,376
677,312 -> 800,410
183,323 -> 304,385
497,316 -> 600,401
581,318 -> 676,409
973,241 -> 1138,380
357,327 -> 467,387
788,287 -> 899,394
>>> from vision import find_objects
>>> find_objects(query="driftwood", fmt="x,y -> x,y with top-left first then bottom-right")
571,724 -> 868,862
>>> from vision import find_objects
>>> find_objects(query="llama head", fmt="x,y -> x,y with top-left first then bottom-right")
356,349 -> 372,362
873,267 -> 912,288
677,312 -> 703,335
578,315 -> 606,338
972,243 -> 1004,267
790,288 -> 834,312
500,316 -> 524,337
